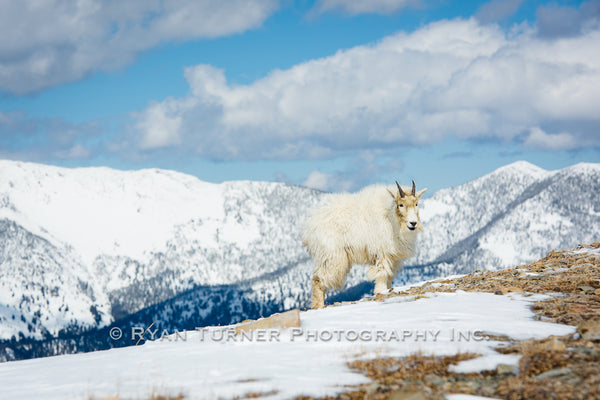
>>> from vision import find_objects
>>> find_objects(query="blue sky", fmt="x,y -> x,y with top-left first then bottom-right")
1,0 -> 599,194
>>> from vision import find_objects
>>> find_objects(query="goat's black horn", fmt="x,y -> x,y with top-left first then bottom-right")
412,180 -> 416,196
396,181 -> 405,198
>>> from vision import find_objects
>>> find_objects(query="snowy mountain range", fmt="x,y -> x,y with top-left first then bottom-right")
410,161 -> 600,280
0,159 -> 599,361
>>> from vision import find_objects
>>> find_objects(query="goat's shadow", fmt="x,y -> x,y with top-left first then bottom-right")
325,281 -> 375,306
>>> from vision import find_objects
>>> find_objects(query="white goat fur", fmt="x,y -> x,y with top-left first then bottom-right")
302,183 -> 426,309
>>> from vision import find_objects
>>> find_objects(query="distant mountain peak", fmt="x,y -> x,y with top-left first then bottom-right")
564,162 -> 600,174
493,160 -> 548,177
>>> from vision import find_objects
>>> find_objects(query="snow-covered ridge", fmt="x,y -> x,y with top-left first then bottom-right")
412,160 -> 600,270
0,160 -> 224,265
1,159 -> 599,348
0,220 -> 111,340
0,160 -> 324,341
490,160 -> 550,178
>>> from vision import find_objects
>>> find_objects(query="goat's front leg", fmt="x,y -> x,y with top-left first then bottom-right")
386,261 -> 402,289
374,275 -> 388,294
385,274 -> 394,290
369,257 -> 394,294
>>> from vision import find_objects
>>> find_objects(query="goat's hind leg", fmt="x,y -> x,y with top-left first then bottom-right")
311,275 -> 326,309
311,250 -> 350,309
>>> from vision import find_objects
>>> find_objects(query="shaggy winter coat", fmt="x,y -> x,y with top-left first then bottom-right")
303,182 -> 426,308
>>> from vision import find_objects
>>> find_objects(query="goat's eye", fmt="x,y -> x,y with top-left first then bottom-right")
398,204 -> 404,208
416,203 -> 418,207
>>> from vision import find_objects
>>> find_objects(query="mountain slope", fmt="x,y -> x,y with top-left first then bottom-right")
0,159 -> 599,359
412,161 -> 600,273
0,220 -> 110,341
97,180 -> 324,319
0,160 -> 324,342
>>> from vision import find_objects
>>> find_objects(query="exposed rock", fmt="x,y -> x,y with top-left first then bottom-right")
578,285 -> 596,293
577,319 -> 600,341
496,363 -> 518,375
494,286 -> 524,295
548,337 -> 566,351
424,373 -> 446,388
386,389 -> 428,400
234,309 -> 301,334
535,367 -> 574,380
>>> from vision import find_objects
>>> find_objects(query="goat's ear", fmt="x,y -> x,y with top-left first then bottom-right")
386,188 -> 397,199
416,188 -> 428,199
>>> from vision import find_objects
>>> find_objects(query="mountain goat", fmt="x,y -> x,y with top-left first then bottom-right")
302,181 -> 427,309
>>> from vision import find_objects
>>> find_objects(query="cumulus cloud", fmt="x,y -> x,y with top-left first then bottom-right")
130,18 -> 600,161
524,127 -> 578,151
301,151 -> 404,192
135,100 -> 184,149
303,171 -> 332,191
310,0 -> 420,16
0,0 -> 279,94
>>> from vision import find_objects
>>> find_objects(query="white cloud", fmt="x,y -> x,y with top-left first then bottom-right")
136,100 -> 184,149
302,169 -> 365,193
54,143 -> 91,159
130,18 -> 600,160
301,152 -> 404,192
310,0 -> 419,15
0,0 -> 279,94
303,171 -> 332,191
524,127 -> 578,151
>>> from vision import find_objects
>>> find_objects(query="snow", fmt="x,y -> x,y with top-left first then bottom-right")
568,247 -> 600,256
0,160 -> 225,265
565,162 -> 600,175
219,213 -> 261,246
0,291 -> 574,400
420,197 -> 457,220
448,354 -> 521,374
1,160 -> 330,342
478,236 -> 521,267
493,160 -> 550,179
